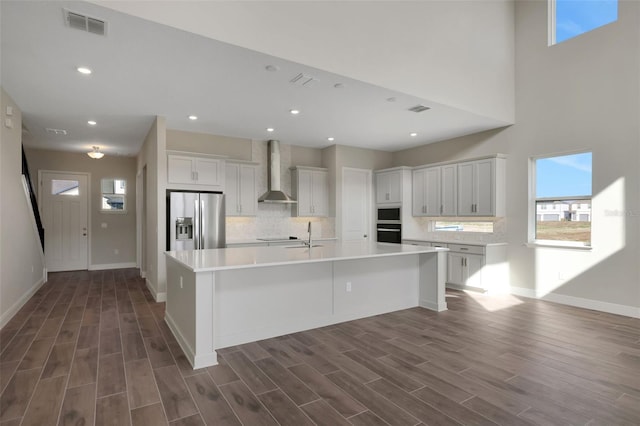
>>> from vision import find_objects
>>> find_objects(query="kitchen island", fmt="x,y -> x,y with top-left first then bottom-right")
165,241 -> 448,368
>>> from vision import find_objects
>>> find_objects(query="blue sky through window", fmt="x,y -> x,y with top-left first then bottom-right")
536,152 -> 592,198
555,0 -> 618,44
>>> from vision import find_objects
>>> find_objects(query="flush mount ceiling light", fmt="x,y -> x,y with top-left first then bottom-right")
87,146 -> 104,159
188,115 -> 198,120
410,132 -> 418,137
77,66 -> 92,75
265,65 -> 279,72
327,137 -> 335,142
87,120 -> 97,126
266,127 -> 275,132
289,109 -> 300,115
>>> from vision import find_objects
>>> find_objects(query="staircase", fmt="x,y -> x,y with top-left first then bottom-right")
21,145 -> 44,251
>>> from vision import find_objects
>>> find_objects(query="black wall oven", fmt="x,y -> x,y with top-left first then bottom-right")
376,207 -> 402,244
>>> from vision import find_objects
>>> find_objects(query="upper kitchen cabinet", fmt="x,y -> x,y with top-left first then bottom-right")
457,157 -> 506,217
167,152 -> 225,191
225,161 -> 258,217
413,164 -> 457,217
291,166 -> 328,217
375,167 -> 411,205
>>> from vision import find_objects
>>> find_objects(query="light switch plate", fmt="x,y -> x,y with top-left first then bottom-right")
6,106 -> 13,116
4,118 -> 13,129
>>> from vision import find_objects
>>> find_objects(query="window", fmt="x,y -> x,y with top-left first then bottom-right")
549,0 -> 618,45
101,178 -> 126,212
51,179 -> 79,196
532,152 -> 592,246
434,221 -> 494,233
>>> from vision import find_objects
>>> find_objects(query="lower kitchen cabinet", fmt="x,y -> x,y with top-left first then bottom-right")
447,251 -> 483,289
403,239 -> 507,292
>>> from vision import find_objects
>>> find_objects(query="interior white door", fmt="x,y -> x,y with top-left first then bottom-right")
41,171 -> 89,271
342,167 -> 371,241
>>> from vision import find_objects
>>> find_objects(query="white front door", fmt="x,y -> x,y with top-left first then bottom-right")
342,167 -> 372,241
40,171 -> 89,271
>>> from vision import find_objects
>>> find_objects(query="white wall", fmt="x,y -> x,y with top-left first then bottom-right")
137,116 -> 168,302
0,88 -> 46,327
392,1 -> 640,315
92,0 -> 515,124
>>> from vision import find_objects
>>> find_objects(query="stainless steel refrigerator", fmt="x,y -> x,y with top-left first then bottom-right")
167,190 -> 225,250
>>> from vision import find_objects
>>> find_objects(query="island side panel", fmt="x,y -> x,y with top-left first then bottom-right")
165,256 -> 199,365
419,250 -> 448,311
332,255 -> 420,321
215,262 -> 334,349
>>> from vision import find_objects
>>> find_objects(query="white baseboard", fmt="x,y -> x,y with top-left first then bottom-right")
145,278 -> 166,303
510,286 -> 640,318
0,275 -> 47,329
420,299 -> 448,312
89,262 -> 137,271
165,313 -> 215,368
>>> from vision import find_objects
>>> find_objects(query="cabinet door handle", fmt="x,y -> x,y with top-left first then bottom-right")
461,258 -> 465,267
460,247 -> 468,251
440,205 -> 443,214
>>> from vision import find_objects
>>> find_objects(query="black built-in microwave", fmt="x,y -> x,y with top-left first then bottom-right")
377,207 -> 401,223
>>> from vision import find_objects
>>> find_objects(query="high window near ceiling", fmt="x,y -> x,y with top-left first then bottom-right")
531,152 -> 592,247
549,0 -> 618,45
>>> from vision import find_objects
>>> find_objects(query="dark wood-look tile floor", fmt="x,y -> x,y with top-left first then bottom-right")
1,269 -> 639,426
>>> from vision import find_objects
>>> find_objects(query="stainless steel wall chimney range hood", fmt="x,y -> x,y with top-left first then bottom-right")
258,140 -> 297,204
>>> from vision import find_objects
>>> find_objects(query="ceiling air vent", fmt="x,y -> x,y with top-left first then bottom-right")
45,128 -> 68,135
63,9 -> 107,36
290,73 -> 318,87
408,105 -> 431,113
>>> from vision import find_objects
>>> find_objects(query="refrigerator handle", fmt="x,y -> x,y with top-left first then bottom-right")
193,198 -> 200,249
200,199 -> 205,249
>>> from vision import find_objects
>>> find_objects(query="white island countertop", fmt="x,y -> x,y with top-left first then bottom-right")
165,240 -> 446,272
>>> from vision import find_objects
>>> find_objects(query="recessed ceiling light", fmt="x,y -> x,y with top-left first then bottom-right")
87,120 -> 97,126
290,109 -> 300,115
266,128 -> 275,132
77,66 -> 92,75
188,115 -> 198,121
410,132 -> 418,137
265,65 -> 280,72
386,97 -> 397,102
334,83 -> 345,89
327,137 -> 335,142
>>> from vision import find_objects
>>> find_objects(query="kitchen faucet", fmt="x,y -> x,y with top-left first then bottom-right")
304,221 -> 312,247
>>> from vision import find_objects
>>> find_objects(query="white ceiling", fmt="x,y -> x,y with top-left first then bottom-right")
1,1 -> 509,157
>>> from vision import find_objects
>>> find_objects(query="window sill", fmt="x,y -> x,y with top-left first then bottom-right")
526,241 -> 592,251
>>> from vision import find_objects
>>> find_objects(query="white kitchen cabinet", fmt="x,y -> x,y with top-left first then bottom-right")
291,167 -> 328,217
403,239 -> 507,292
447,251 -> 483,289
167,153 -> 224,190
441,164 -> 458,216
412,167 -> 441,216
225,161 -> 258,217
412,165 -> 457,217
457,158 -> 505,217
376,169 -> 403,204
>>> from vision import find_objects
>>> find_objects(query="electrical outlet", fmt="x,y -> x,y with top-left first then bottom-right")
180,276 -> 183,289
31,265 -> 34,273
114,249 -> 119,255
346,282 -> 352,292
101,223 -> 108,229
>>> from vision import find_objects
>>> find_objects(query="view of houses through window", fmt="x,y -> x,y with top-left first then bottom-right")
534,152 -> 592,245
434,221 -> 494,233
